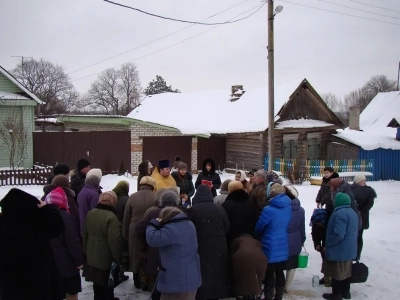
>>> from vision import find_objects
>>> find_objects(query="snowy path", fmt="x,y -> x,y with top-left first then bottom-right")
1,175 -> 399,299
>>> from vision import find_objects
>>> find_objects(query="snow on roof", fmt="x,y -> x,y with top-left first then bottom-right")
334,91 -> 400,150
127,80 -> 302,135
36,117 -> 59,124
276,118 -> 334,129
0,91 -> 30,100
0,66 -> 44,104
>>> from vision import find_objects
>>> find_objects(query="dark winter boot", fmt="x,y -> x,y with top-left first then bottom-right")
342,290 -> 351,299
133,273 -> 141,289
264,287 -> 274,300
342,278 -> 351,299
319,277 -> 325,285
322,294 -> 343,300
273,287 -> 284,300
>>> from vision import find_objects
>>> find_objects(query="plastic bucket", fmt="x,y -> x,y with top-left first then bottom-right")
298,247 -> 309,268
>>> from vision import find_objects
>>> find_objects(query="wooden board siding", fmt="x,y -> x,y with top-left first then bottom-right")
327,135 -> 359,159
197,137 -> 226,171
225,133 -> 263,170
33,131 -> 131,173
142,136 -> 192,171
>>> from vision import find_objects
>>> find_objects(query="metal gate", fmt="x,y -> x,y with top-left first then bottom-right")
197,137 -> 226,171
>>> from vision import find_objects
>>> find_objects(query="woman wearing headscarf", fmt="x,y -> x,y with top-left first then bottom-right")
84,191 -> 122,300
137,160 -> 153,191
254,183 -> 292,300
322,193 -> 358,300
146,206 -> 201,300
187,185 -> 230,300
234,170 -> 249,191
123,176 -> 156,289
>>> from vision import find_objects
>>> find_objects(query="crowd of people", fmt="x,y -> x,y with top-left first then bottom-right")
0,158 -> 376,300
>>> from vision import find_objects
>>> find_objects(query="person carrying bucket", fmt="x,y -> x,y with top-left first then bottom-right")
254,183 -> 292,300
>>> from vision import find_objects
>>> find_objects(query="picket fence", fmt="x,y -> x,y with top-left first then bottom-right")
0,167 -> 53,186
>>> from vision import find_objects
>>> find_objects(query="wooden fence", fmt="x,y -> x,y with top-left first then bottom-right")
0,166 -> 53,186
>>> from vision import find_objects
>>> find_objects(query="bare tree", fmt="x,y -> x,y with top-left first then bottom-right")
10,59 -> 79,115
87,63 -> 142,115
321,92 -> 342,112
363,75 -> 397,99
0,108 -> 29,169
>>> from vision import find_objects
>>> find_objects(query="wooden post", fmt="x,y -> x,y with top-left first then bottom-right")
267,0 -> 275,172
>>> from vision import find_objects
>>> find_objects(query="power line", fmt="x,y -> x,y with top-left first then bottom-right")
278,0 -> 400,26
318,0 -> 400,20
104,0 -> 260,25
349,0 -> 400,15
71,3 -> 265,82
68,0 -> 251,75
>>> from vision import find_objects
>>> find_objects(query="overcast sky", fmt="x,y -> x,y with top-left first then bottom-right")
1,0 -> 399,98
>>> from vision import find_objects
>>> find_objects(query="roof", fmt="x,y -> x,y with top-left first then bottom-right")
387,117 -> 400,128
334,91 -> 400,150
0,91 -> 30,100
127,80 -> 321,135
0,66 -> 44,104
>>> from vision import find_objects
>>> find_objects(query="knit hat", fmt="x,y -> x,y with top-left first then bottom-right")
159,206 -> 184,223
158,160 -> 170,169
334,192 -> 351,208
267,182 -> 286,199
177,162 -> 187,171
77,158 -> 91,171
220,179 -> 232,192
53,164 -> 70,176
139,176 -> 156,188
311,208 -> 327,225
85,168 -> 102,188
228,180 -> 244,194
51,174 -> 70,189
353,174 -> 366,184
155,188 -> 168,206
112,180 -> 130,197
98,191 -> 117,207
160,191 -> 180,207
44,187 -> 69,213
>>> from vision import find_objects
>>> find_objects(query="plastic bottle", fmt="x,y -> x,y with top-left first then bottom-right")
312,275 -> 320,287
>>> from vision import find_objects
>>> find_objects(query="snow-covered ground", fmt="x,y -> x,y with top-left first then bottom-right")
1,174 -> 399,299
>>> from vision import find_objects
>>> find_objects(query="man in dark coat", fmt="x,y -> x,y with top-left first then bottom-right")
70,158 -> 91,201
47,163 -> 70,185
0,188 -> 64,300
187,184 -> 230,300
195,158 -> 221,198
350,175 -> 376,260
316,167 -> 339,209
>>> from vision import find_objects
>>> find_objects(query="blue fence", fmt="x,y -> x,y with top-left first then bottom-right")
359,149 -> 400,181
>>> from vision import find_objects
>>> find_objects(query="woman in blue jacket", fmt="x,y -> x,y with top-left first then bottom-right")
323,192 -> 358,300
254,183 -> 292,300
146,207 -> 201,300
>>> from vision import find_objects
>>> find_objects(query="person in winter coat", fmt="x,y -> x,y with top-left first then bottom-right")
283,185 -> 306,294
311,208 -> 331,287
151,159 -> 177,192
323,193 -> 358,300
222,180 -> 258,251
77,168 -> 102,236
171,162 -> 195,207
187,185 -> 231,300
42,174 -> 80,231
214,179 -> 232,205
316,167 -> 339,209
136,191 -> 182,297
195,158 -> 222,198
350,174 -> 376,260
70,158 -> 91,200
246,169 -> 258,194
137,160 -> 153,191
44,187 -> 84,300
146,206 -> 202,300
0,188 -> 64,300
47,163 -> 70,185
123,176 -> 156,289
231,234 -> 268,300
234,170 -> 249,191
249,170 -> 268,218
254,183 -> 292,300
84,191 -> 122,300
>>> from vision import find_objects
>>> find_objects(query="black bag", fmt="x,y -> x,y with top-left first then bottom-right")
350,261 -> 368,283
108,261 -> 122,288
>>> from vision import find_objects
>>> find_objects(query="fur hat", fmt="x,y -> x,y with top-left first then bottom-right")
220,179 -> 232,192
329,177 -> 344,190
159,206 -> 183,223
353,174 -> 366,184
267,182 -> 286,199
44,187 -> 69,213
139,176 -> 156,188
160,191 -> 180,207
51,174 -> 70,189
177,162 -> 187,171
98,191 -> 117,207
158,160 -> 170,169
77,158 -> 91,171
228,180 -> 244,194
112,180 -> 130,196
53,164 -> 70,176
85,168 -> 102,188
284,185 -> 299,200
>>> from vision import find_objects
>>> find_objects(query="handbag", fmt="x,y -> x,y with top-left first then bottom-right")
108,261 -> 122,288
350,261 -> 368,283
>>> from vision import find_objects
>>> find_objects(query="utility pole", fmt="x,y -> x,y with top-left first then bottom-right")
11,56 -> 33,76
267,0 -> 275,172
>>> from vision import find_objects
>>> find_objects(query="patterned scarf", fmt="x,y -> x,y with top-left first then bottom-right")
44,187 -> 69,213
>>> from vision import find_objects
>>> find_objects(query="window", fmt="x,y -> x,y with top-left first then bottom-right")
283,134 -> 298,159
307,133 -> 321,160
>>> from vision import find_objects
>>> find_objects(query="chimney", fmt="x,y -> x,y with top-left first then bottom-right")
230,85 -> 245,102
349,106 -> 360,131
